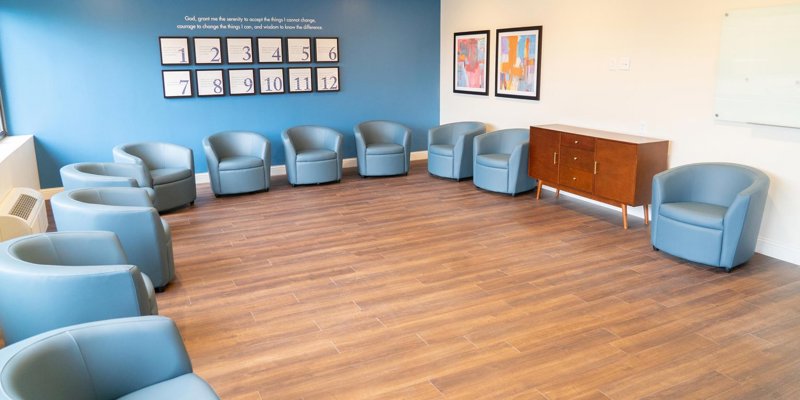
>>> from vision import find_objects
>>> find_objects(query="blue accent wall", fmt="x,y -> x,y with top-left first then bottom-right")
0,0 -> 440,187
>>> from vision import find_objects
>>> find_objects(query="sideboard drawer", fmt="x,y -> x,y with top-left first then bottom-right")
560,147 -> 594,172
559,167 -> 594,193
561,133 -> 595,151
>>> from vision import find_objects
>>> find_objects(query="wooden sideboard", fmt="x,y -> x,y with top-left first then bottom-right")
529,124 -> 668,229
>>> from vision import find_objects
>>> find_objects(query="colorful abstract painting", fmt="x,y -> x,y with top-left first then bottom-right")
453,30 -> 489,95
496,26 -> 542,100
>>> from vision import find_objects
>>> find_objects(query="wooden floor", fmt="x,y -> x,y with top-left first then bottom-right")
71,161 -> 800,398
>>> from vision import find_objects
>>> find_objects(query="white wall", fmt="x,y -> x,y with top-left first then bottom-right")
441,0 -> 800,265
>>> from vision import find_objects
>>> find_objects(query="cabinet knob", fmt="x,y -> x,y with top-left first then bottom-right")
572,177 -> 577,181
573,156 -> 578,161
574,140 -> 579,144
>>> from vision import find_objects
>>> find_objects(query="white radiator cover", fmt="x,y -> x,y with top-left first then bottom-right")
0,187 -> 47,241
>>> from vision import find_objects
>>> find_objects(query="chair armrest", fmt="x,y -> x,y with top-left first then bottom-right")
720,175 -> 770,267
113,145 -> 145,166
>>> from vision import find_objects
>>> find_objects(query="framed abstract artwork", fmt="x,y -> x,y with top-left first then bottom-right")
495,26 -> 542,100
453,30 -> 489,95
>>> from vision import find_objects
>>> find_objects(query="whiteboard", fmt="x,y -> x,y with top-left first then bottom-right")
714,3 -> 800,128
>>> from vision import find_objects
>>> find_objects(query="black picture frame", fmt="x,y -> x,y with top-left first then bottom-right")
314,37 -> 339,63
159,37 -> 191,65
495,26 -> 543,100
193,37 -> 223,65
453,30 -> 490,96
287,67 -> 313,93
257,37 -> 284,63
162,70 -> 193,98
226,37 -> 255,64
286,37 -> 313,63
196,69 -> 225,97
316,67 -> 340,92
259,68 -> 286,94
228,68 -> 256,95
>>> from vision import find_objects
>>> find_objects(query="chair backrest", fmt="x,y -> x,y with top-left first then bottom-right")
113,142 -> 192,171
356,120 -> 410,144
663,163 -> 768,207
0,317 -> 193,400
477,128 -> 529,154
430,121 -> 486,144
61,162 -> 152,190
51,188 -> 173,288
283,126 -> 341,152
0,232 -> 151,344
205,131 -> 268,159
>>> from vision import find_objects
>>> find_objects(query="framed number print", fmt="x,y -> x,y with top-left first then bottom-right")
228,69 -> 256,95
194,37 -> 223,65
259,68 -> 285,94
454,30 -> 489,95
495,26 -> 542,100
287,67 -> 313,93
196,69 -> 225,97
315,37 -> 339,63
316,67 -> 340,92
159,37 -> 190,65
226,37 -> 254,64
162,70 -> 193,98
286,37 -> 312,63
257,37 -> 283,63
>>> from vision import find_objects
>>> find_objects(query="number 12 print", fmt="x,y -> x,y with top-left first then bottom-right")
316,67 -> 340,92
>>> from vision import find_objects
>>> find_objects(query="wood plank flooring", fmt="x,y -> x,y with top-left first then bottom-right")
61,161 -> 800,398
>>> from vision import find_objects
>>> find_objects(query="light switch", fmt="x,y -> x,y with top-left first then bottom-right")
618,57 -> 631,71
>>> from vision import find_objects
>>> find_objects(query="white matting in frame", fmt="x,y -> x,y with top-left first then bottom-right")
258,37 -> 283,63
162,70 -> 193,98
314,37 -> 339,63
259,68 -> 285,94
288,67 -> 313,93
160,37 -> 190,65
194,37 -> 223,64
316,67 -> 340,92
226,37 -> 254,64
286,37 -> 312,63
228,69 -> 256,95
196,69 -> 225,97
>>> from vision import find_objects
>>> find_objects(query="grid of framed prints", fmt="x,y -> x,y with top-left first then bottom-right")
159,36 -> 340,98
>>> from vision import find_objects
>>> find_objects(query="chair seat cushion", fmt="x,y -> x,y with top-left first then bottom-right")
429,144 -> 454,157
218,156 -> 263,171
366,143 -> 404,156
476,153 -> 510,169
150,168 -> 193,185
117,373 -> 218,400
296,149 -> 337,162
659,202 -> 727,230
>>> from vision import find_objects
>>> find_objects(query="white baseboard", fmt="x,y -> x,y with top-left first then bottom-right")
756,237 -> 800,266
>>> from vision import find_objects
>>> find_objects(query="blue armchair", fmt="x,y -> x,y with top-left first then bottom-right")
428,121 -> 486,180
0,316 -> 219,399
0,231 -> 157,345
60,162 -> 156,202
651,162 -> 770,271
50,187 -> 175,290
203,131 -> 271,196
354,120 -> 411,177
473,129 -> 537,195
113,141 -> 196,212
281,125 -> 343,185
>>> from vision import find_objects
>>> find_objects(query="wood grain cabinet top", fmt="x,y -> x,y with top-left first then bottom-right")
529,124 -> 669,229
